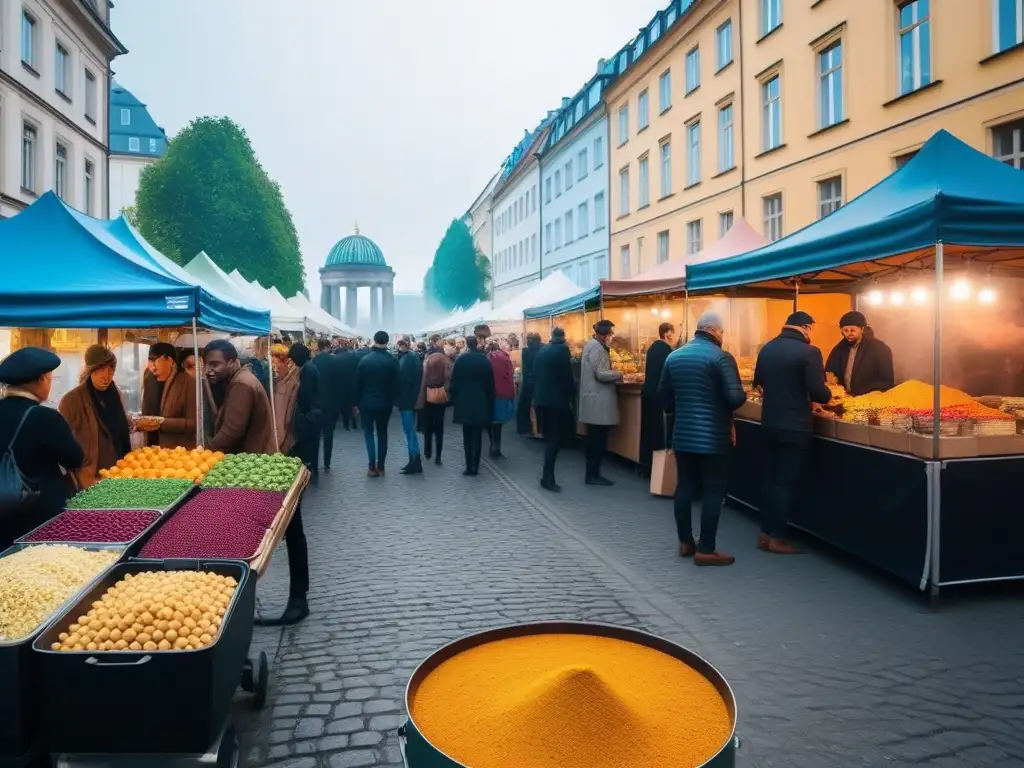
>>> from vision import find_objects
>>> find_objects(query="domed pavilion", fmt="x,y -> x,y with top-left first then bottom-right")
319,226 -> 395,330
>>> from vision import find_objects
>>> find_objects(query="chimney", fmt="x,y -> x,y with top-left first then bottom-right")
562,97 -> 570,108
597,58 -> 607,73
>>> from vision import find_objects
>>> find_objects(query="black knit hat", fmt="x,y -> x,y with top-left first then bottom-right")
839,310 -> 867,328
785,311 -> 815,327
594,319 -> 615,335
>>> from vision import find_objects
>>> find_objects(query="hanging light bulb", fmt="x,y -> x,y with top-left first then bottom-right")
650,307 -> 660,316
866,289 -> 885,306
950,280 -> 971,301
890,290 -> 905,306
978,287 -> 996,304
661,309 -> 672,319
912,287 -> 928,304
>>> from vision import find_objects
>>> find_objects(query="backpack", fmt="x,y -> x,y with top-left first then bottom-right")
0,406 -> 41,519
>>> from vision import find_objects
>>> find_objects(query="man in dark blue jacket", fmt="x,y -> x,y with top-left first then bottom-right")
753,311 -> 832,554
312,340 -> 344,470
356,331 -> 399,477
532,328 -> 576,492
334,340 -> 359,430
395,337 -> 424,475
659,312 -> 747,566
517,333 -> 543,435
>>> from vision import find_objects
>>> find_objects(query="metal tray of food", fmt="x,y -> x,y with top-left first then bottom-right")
65,481 -> 197,515
15,509 -> 166,549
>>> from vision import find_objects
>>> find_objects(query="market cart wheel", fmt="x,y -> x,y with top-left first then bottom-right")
239,652 -> 269,709
217,724 -> 240,768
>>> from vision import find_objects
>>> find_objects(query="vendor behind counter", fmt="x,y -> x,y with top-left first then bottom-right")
824,311 -> 895,396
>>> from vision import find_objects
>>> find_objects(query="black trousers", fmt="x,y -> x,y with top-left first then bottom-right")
538,407 -> 570,480
462,425 -> 483,472
516,383 -> 534,434
361,408 -> 391,469
340,405 -> 358,430
285,445 -> 310,598
422,403 -> 446,458
760,427 -> 812,538
488,423 -> 504,454
321,409 -> 338,468
584,424 -> 610,479
674,451 -> 730,554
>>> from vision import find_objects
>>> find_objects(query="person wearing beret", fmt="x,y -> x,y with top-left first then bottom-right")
824,311 -> 895,397
59,344 -> 131,489
140,342 -> 198,450
0,347 -> 85,548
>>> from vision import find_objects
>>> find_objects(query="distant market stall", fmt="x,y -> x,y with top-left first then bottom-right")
685,130 -> 1024,600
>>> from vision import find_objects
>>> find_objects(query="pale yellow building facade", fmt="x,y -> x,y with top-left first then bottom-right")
607,0 -> 1024,279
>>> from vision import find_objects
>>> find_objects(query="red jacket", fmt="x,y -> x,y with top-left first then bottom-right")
488,349 -> 516,399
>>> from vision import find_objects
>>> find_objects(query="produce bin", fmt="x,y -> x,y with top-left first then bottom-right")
67,482 -> 196,515
0,544 -> 123,767
400,621 -> 738,768
15,509 -> 165,550
32,559 -> 255,755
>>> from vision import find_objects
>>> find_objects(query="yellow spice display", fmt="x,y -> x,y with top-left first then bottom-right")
843,380 -> 975,411
411,634 -> 731,768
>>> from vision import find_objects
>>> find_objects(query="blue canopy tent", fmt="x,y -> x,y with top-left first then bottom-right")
686,130 -> 1024,294
523,286 -> 600,320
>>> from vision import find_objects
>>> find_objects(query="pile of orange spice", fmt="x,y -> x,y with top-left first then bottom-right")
410,634 -> 731,767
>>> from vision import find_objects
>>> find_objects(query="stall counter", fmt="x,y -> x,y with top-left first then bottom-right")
576,382 -> 642,463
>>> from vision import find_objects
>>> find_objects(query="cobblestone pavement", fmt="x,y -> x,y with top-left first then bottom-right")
235,418 -> 1024,768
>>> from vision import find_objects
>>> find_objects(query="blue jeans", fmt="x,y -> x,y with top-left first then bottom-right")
361,408 -> 391,469
400,410 -> 420,456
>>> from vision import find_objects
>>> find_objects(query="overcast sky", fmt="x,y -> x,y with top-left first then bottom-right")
111,0 -> 665,293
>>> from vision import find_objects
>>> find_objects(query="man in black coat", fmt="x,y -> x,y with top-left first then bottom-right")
824,311 -> 895,396
334,340 -> 359,430
312,340 -> 343,470
532,328 -> 576,492
449,336 -> 495,476
356,331 -> 400,476
517,332 -> 543,435
395,337 -> 424,475
753,311 -> 832,555
639,322 -> 676,477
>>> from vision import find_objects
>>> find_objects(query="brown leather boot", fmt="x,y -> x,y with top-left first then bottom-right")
768,538 -> 802,555
678,541 -> 696,558
757,533 -> 771,551
694,551 -> 736,566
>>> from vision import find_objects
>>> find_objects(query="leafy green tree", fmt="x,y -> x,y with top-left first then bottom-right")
132,116 -> 305,295
424,219 -> 489,311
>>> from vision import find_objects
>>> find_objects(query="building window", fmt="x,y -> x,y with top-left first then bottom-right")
760,0 -> 782,37
995,0 -> 1024,52
578,202 -> 589,238
21,124 -> 37,191
578,260 -> 592,288
532,185 -> 538,214
717,20 -> 733,70
555,170 -> 562,197
657,230 -> 670,264
554,219 -> 563,249
686,220 -> 703,255
817,176 -> 843,218
619,167 -> 630,216
620,244 -> 631,277
532,233 -> 538,260
685,47 -> 700,93
565,160 -> 574,189
659,70 -> 672,112
55,144 -> 68,201
686,122 -> 701,186
762,75 -> 782,151
121,108 -> 132,126
55,44 -> 71,96
638,90 -> 650,131
84,160 -> 95,215
763,194 -> 784,241
129,137 -> 140,152
894,150 -> 918,169
21,12 -> 37,67
578,148 -> 588,179
595,254 -> 608,279
618,105 -> 629,146
565,210 -> 575,244
594,192 -> 606,230
898,0 -> 931,95
993,119 -> 1024,169
594,136 -> 604,168
545,223 -> 552,252
638,156 -> 650,208
818,41 -> 843,129
545,177 -> 552,203
85,70 -> 97,122
719,211 -> 734,237
659,140 -> 672,198
718,104 -> 734,172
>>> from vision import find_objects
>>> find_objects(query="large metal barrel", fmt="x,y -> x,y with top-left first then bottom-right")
401,621 -> 738,768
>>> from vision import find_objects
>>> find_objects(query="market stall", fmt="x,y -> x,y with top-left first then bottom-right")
685,130 -> 1024,600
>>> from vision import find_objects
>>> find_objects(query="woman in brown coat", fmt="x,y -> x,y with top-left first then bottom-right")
140,342 -> 198,449
59,344 -> 132,488
417,334 -> 452,465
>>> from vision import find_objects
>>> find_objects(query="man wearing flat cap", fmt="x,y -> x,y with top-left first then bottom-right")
578,319 -> 623,486
753,312 -> 832,555
824,310 -> 894,396
0,347 -> 85,548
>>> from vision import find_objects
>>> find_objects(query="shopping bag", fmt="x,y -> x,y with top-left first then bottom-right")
649,449 -> 676,497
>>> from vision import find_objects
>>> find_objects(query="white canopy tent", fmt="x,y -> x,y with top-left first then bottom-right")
183,252 -> 271,315
288,292 -> 358,338
486,272 -> 582,323
417,300 -> 492,337
225,269 -> 306,333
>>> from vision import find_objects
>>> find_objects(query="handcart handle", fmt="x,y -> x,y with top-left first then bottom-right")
85,654 -> 152,667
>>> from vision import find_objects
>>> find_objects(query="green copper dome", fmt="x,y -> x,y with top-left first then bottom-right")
325,233 -> 387,268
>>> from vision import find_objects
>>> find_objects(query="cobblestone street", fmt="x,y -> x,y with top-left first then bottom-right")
236,419 -> 1024,768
